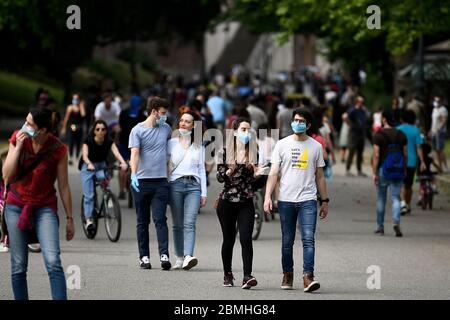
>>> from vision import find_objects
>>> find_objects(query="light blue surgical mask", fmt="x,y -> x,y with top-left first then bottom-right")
291,121 -> 307,134
72,99 -> 80,105
238,132 -> 251,145
21,123 -> 37,139
157,115 -> 167,126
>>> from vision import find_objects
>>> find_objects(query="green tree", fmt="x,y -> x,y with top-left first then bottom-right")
228,0 -> 450,93
0,0 -> 222,96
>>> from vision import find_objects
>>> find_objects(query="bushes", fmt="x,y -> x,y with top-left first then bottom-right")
0,71 -> 64,116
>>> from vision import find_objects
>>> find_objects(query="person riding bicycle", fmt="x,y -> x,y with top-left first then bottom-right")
417,142 -> 442,206
79,120 -> 127,233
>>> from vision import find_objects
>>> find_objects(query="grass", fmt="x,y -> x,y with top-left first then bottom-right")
0,70 -> 64,116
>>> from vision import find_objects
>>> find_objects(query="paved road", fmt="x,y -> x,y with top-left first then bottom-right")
1,161 -> 450,300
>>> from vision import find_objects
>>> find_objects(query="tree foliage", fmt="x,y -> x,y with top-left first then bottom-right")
0,0 -> 222,82
230,0 -> 450,56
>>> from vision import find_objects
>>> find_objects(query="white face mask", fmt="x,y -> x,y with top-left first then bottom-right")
433,101 -> 439,108
179,128 -> 192,136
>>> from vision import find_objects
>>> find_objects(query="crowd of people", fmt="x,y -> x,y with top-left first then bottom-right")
0,65 -> 448,300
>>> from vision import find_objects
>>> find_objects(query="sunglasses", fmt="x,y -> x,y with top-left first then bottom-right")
95,128 -> 106,132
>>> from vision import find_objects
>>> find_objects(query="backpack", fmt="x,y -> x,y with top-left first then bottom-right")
380,130 -> 406,181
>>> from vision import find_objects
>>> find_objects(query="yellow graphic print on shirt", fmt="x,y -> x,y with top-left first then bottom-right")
291,147 -> 309,170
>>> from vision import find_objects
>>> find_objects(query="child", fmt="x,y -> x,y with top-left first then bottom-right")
417,142 -> 442,206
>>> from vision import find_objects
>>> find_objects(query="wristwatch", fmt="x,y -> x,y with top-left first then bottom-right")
319,198 -> 330,205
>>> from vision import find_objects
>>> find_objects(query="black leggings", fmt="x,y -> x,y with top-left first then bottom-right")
216,198 -> 255,276
68,129 -> 83,158
346,138 -> 365,173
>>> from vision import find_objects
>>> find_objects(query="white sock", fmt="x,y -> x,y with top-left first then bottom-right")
401,200 -> 406,207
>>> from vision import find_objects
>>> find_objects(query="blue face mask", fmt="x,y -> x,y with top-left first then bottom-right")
157,115 -> 167,126
238,132 -> 251,145
21,123 -> 37,139
291,121 -> 307,134
72,99 -> 80,105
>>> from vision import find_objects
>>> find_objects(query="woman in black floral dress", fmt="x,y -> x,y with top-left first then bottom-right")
216,117 -> 263,289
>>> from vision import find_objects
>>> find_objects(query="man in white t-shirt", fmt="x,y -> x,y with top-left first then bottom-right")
264,108 -> 329,293
429,96 -> 448,172
94,93 -> 121,134
246,96 -> 268,130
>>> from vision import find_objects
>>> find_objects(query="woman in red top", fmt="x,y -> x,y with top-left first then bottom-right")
2,106 -> 74,300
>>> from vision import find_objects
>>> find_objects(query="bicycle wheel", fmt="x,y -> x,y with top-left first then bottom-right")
104,193 -> 121,242
421,192 -> 428,210
252,194 -> 263,240
81,196 -> 98,239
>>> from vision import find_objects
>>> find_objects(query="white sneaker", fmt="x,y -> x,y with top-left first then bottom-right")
160,254 -> 171,270
182,255 -> 198,270
0,242 -> 9,253
85,218 -> 95,232
139,256 -> 151,269
172,257 -> 184,270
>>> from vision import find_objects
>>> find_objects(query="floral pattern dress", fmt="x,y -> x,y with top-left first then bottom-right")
216,149 -> 255,203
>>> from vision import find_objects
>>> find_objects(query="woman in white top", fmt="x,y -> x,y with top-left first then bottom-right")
168,111 -> 207,270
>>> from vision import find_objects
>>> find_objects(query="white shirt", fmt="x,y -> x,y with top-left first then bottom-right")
247,105 -> 268,129
431,106 -> 448,133
271,135 -> 325,203
168,138 -> 207,197
94,102 -> 121,126
258,136 -> 276,167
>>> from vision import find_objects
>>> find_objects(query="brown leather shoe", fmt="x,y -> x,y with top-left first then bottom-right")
303,273 -> 320,293
281,272 -> 293,290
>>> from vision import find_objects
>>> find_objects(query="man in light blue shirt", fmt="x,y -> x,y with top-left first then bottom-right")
129,97 -> 173,270
207,91 -> 226,130
397,110 -> 426,215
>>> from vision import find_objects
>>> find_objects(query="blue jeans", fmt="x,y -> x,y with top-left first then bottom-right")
376,169 -> 402,230
278,200 -> 318,275
80,162 -> 107,219
132,179 -> 170,259
5,205 -> 67,300
169,178 -> 201,257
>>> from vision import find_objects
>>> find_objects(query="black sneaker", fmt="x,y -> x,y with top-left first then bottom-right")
393,225 -> 403,237
118,191 -> 126,200
160,254 -> 171,270
223,272 -> 235,287
139,256 -> 152,269
242,275 -> 258,289
374,229 -> 384,236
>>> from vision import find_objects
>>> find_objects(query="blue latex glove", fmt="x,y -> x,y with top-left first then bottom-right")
131,173 -> 140,193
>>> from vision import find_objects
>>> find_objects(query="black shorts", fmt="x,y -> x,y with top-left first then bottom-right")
404,167 -> 417,187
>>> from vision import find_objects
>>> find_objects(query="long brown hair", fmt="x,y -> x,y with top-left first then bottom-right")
225,117 -> 258,166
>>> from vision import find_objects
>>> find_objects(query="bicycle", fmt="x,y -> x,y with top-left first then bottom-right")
252,188 -> 264,240
417,174 -> 435,210
251,182 -> 275,241
80,166 -> 122,242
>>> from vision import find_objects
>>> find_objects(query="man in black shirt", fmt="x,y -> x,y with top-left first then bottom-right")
117,95 -> 146,199
346,96 -> 369,177
372,110 -> 408,237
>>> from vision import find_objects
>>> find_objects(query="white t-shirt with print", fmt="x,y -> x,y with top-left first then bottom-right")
431,106 -> 448,133
271,135 -> 325,203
